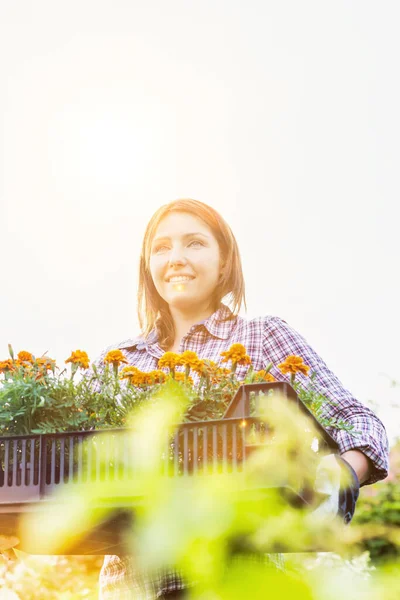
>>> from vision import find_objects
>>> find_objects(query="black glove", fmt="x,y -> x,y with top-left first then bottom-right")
313,454 -> 360,524
335,456 -> 360,524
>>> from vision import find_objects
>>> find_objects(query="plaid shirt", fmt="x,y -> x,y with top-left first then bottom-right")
98,304 -> 389,599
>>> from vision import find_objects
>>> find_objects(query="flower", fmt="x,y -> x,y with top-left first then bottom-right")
103,349 -> 128,367
211,367 -> 231,385
120,367 -> 166,386
278,355 -> 310,377
202,359 -> 218,371
158,352 -> 182,371
17,351 -> 34,363
35,357 -> 56,371
120,366 -> 139,379
0,359 -> 15,373
179,350 -> 204,374
129,371 -> 148,386
146,370 -> 167,385
253,370 -> 276,383
174,372 -> 194,385
120,366 -> 142,385
65,350 -> 90,370
220,343 -> 251,367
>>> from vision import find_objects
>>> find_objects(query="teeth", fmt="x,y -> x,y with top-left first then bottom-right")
168,276 -> 194,283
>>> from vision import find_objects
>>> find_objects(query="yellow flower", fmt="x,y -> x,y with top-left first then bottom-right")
65,350 -> 90,370
104,349 -> 128,367
179,350 -> 204,374
145,370 -> 167,385
0,359 -> 15,373
202,359 -> 218,371
174,372 -> 194,385
253,370 -> 276,383
120,366 -> 139,379
211,367 -> 231,385
17,351 -> 34,363
120,367 -> 166,386
35,357 -> 56,371
130,371 -> 147,386
158,352 -> 182,371
220,343 -> 251,367
278,355 -> 310,377
120,366 -> 141,385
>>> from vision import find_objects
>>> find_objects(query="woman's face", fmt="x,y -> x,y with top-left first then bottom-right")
149,211 -> 222,316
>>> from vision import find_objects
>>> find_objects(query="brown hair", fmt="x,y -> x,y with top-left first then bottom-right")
138,198 -> 246,349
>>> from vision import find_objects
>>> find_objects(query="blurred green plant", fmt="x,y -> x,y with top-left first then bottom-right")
18,382 -> 399,599
352,379 -> 400,565
354,457 -> 400,562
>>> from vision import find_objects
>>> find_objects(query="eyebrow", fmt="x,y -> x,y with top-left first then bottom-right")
152,232 -> 210,243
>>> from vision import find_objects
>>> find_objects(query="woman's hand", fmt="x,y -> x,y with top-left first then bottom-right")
313,454 -> 360,524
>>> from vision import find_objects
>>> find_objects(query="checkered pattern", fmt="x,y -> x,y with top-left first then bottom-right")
99,554 -> 285,599
97,304 -> 389,598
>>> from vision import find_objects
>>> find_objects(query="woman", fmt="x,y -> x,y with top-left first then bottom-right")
98,198 -> 389,599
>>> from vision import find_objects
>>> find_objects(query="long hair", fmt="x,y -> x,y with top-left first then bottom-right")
137,198 -> 246,349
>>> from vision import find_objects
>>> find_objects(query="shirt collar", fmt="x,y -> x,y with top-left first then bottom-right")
201,303 -> 237,340
118,304 -> 237,350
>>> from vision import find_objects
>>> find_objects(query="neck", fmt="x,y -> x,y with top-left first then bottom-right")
168,304 -> 218,351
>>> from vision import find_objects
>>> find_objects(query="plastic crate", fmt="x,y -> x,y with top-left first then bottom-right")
0,382 -> 338,554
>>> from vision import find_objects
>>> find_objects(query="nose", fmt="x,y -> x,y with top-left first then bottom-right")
168,245 -> 187,267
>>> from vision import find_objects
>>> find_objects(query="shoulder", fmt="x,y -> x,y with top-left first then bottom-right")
234,314 -> 289,336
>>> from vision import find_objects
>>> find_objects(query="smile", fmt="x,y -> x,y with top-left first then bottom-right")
167,276 -> 195,283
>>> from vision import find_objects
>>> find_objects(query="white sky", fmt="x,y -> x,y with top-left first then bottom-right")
1,1 -> 399,442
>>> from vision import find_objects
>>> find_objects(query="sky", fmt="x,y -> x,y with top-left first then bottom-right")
1,1 -> 399,442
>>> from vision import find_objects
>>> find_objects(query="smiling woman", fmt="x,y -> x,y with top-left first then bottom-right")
95,198 -> 388,600
148,214 -> 224,351
139,199 -> 246,353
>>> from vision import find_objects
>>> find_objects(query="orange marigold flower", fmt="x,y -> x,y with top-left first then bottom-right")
211,367 -> 232,385
254,370 -> 276,383
174,372 -> 194,385
35,357 -> 56,371
146,370 -> 167,385
196,359 -> 217,377
120,366 -> 139,380
17,351 -> 34,363
120,367 -> 165,387
202,359 -> 218,371
130,371 -> 147,386
65,350 -> 90,370
103,349 -> 128,366
158,352 -> 182,370
0,359 -> 15,373
278,355 -> 310,377
179,350 -> 204,374
16,361 -> 33,374
220,343 -> 251,366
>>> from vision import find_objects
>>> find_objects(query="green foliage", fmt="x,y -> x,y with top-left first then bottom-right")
19,388 -> 399,599
354,480 -> 400,563
292,373 -> 357,435
0,362 -> 149,436
0,356 -> 356,439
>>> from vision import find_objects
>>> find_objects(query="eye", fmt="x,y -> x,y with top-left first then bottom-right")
188,240 -> 204,248
153,244 -> 169,254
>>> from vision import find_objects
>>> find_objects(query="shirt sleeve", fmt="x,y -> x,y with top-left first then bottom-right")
262,316 -> 389,485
